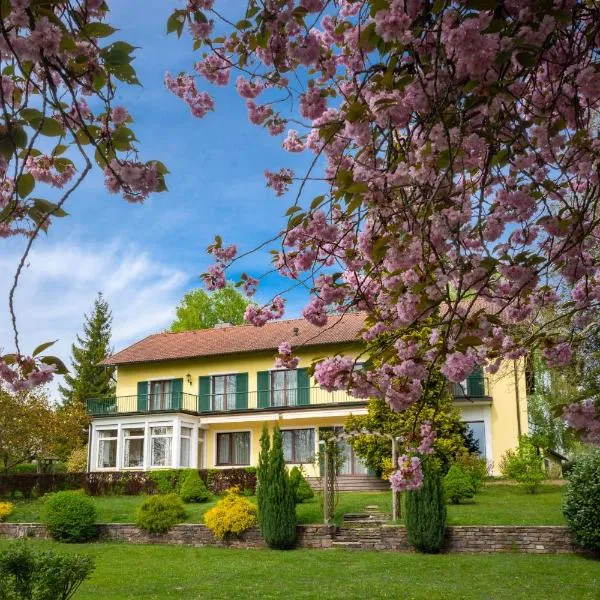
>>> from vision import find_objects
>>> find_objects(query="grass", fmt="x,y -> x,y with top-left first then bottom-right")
5,483 -> 566,526
0,539 -> 598,599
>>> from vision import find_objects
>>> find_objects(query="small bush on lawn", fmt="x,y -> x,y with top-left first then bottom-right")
147,469 -> 186,494
444,466 -> 475,504
405,460 -> 446,553
0,542 -> 94,600
453,451 -> 488,492
289,466 -> 314,503
135,494 -> 187,534
563,449 -> 600,551
0,501 -> 14,521
204,487 -> 257,539
499,435 -> 545,493
66,447 -> 88,473
180,470 -> 210,503
42,491 -> 96,543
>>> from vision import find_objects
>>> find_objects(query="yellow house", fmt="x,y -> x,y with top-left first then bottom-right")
87,313 -> 528,481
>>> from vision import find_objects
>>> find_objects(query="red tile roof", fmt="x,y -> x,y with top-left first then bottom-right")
103,312 -> 366,366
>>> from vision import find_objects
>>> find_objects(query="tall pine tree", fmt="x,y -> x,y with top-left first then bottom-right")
59,293 -> 115,406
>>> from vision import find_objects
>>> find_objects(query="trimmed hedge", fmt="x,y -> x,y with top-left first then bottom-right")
0,468 -> 257,498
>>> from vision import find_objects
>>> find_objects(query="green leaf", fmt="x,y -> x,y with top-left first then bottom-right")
39,118 -> 64,137
20,108 -> 43,123
110,63 -> 140,85
16,173 -> 34,198
491,148 -> 510,167
465,0 -> 496,9
432,0 -> 445,13
310,195 -> 326,210
40,355 -> 68,375
32,198 -> 67,218
167,10 -> 186,37
516,52 -> 536,68
32,340 -> 57,357
101,41 -> 138,68
83,22 -> 118,38
52,144 -> 68,156
285,205 -> 302,215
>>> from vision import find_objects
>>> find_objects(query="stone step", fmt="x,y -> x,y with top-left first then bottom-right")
331,541 -> 362,548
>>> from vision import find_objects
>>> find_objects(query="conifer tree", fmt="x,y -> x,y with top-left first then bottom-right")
405,460 -> 446,553
59,293 -> 115,406
257,425 -> 297,549
256,424 -> 271,529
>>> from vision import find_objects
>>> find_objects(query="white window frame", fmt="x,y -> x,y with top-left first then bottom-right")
150,425 -> 174,468
123,426 -> 145,470
96,428 -> 118,470
180,425 -> 193,468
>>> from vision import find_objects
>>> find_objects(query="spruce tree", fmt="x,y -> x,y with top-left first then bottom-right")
405,460 -> 447,553
258,425 -> 297,549
59,293 -> 115,406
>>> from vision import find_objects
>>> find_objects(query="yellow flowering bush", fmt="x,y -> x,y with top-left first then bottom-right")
0,501 -> 14,521
203,487 -> 257,539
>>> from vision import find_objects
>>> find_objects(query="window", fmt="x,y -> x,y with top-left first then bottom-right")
465,421 -> 486,458
97,429 -> 117,469
282,429 -> 314,463
338,439 -> 368,475
180,426 -> 192,468
212,375 -> 237,411
149,380 -> 173,410
216,432 -> 250,466
123,428 -> 144,469
271,369 -> 298,407
151,426 -> 173,467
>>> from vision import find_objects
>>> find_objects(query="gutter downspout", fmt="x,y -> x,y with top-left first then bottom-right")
513,360 -> 522,437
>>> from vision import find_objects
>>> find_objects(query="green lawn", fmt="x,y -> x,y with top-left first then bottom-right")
5,484 -> 566,526
0,540 -> 598,599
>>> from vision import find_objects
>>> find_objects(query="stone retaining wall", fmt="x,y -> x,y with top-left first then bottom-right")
0,522 -> 580,554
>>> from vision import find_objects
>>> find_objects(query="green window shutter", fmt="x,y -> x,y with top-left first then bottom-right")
257,371 -> 270,408
467,366 -> 485,397
297,368 -> 310,405
236,373 -> 248,409
172,378 -> 183,410
199,376 -> 211,412
137,381 -> 148,412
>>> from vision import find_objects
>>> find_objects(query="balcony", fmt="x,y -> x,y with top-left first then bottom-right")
451,373 -> 490,400
86,387 -> 366,416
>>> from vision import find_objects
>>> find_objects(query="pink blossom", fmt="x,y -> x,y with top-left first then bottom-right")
195,54 -> 231,86
302,296 -> 328,326
390,456 -> 423,492
440,352 -> 476,383
111,106 -> 130,125
235,76 -> 264,99
265,168 -> 293,197
300,87 -> 327,120
190,20 -> 214,41
314,356 -> 354,391
244,296 -> 285,327
543,343 -> 572,367
104,160 -> 160,203
275,341 -> 300,369
283,130 -> 305,153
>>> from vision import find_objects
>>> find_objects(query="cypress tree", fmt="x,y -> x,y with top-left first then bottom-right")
405,460 -> 446,553
59,293 -> 115,406
258,425 -> 297,549
256,424 -> 271,533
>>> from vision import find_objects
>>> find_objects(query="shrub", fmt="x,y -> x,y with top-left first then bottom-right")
499,435 -> 545,493
0,542 -> 94,600
453,451 -> 488,492
405,461 -> 446,553
66,447 -> 88,473
289,466 -> 314,503
147,469 -> 186,494
42,491 -> 96,543
180,469 -> 210,503
563,449 -> 600,551
443,466 -> 475,504
257,425 -> 297,549
135,494 -> 187,534
204,488 -> 258,539
0,501 -> 14,521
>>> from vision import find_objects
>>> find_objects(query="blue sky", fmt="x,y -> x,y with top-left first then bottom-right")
0,1 -> 319,399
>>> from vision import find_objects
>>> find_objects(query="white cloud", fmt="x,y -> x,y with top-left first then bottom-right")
0,240 -> 190,400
